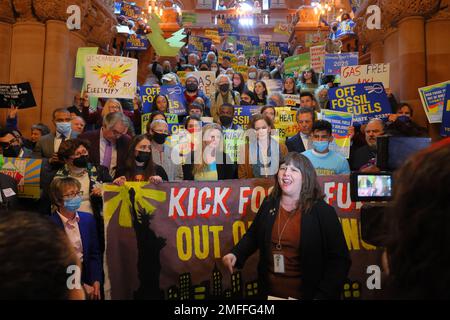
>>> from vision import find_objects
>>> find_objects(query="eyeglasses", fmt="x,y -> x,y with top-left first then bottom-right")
62,191 -> 83,200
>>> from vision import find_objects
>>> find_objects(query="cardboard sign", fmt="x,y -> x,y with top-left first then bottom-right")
340,63 -> 390,89
84,54 -> 138,99
126,34 -> 150,51
310,45 -> 326,73
418,81 -> 450,123
324,53 -> 359,76
188,71 -> 216,97
0,83 -> 36,109
328,82 -> 392,124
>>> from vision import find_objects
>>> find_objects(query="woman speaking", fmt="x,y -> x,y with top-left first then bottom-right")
222,152 -> 351,300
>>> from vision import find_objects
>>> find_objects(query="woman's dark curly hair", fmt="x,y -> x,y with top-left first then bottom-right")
57,138 -> 90,161
386,138 -> 450,299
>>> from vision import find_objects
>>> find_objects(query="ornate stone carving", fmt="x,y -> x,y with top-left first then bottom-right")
380,0 -> 440,24
12,0 -> 36,22
0,0 -> 16,23
33,0 -> 68,22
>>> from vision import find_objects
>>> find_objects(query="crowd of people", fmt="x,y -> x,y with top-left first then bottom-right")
1,16 -> 447,300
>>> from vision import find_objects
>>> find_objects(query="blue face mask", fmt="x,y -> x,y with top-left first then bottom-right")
64,195 -> 82,212
71,130 -> 80,139
56,122 -> 71,137
313,141 -> 329,153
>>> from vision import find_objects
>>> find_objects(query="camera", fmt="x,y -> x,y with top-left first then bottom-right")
350,172 -> 393,203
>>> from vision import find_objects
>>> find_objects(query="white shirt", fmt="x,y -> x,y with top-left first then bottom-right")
300,133 -> 311,151
54,132 -> 67,153
57,211 -> 84,263
99,128 -> 117,178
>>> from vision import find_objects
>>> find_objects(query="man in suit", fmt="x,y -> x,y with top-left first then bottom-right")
49,177 -> 102,300
0,129 -> 33,158
285,107 -> 315,154
33,108 -> 72,164
78,112 -> 131,179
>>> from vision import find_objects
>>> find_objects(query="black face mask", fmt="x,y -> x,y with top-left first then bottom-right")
3,145 -> 21,158
186,83 -> 198,92
240,100 -> 251,105
153,132 -> 169,145
200,67 -> 209,71
72,155 -> 89,168
219,83 -> 230,92
135,151 -> 151,163
220,116 -> 233,127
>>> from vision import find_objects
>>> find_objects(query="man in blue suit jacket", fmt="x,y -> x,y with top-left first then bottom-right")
49,177 -> 102,299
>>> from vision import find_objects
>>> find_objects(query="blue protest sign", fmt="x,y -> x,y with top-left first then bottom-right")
126,34 -> 150,51
324,52 -> 359,75
236,35 -> 260,51
440,84 -> 450,137
328,82 -> 392,124
120,2 -> 142,20
188,36 -> 212,54
264,42 -> 289,58
139,85 -> 160,114
161,84 -> 187,116
334,19 -> 356,39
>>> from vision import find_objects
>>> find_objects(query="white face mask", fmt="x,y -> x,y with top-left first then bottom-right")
211,67 -> 218,72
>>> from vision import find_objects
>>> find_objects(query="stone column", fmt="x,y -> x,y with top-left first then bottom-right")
0,22 -> 12,83
66,31 -> 87,108
370,40 -> 384,64
398,16 -> 427,127
9,21 -> 46,134
383,29 -> 399,98
41,20 -> 70,127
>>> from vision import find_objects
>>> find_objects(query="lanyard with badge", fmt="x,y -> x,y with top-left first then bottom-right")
273,209 -> 294,273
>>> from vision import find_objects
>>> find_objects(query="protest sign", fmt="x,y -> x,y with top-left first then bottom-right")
188,36 -> 212,53
274,22 -> 291,36
188,71 -> 216,97
84,55 -> 137,99
139,85 -> 160,114
126,34 -> 150,51
340,63 -> 390,89
418,80 -> 450,123
0,157 -> 42,199
283,94 -> 300,107
264,41 -> 289,58
321,110 -> 353,158
233,105 -> 261,128
142,113 -> 181,135
440,84 -> 450,136
305,32 -> 326,48
120,2 -> 142,20
218,50 -> 238,67
0,83 -> 36,109
235,35 -> 260,52
104,176 -> 383,300
328,82 -> 392,124
273,107 -> 299,142
204,29 -> 220,43
324,53 -> 359,76
284,53 -> 310,77
310,45 -> 326,73
182,12 -> 197,26
75,47 -> 98,78
334,19 -> 356,39
243,46 -> 261,58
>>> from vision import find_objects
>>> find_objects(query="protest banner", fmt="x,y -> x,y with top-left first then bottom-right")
284,53 -> 310,77
418,80 -> 450,123
328,82 -> 392,125
139,85 -> 161,114
233,105 -> 261,128
274,22 -> 291,36
218,50 -> 238,67
75,47 -> 99,78
283,94 -> 300,107
340,63 -> 390,89
104,176 -> 383,300
0,157 -> 42,199
126,34 -> 150,51
188,36 -> 212,54
182,12 -> 197,26
310,45 -> 326,73
243,46 -> 261,58
324,53 -> 359,76
142,113 -> 182,135
204,29 -> 220,43
305,32 -> 326,48
333,19 -> 356,39
264,41 -> 289,58
321,110 -> 353,158
235,35 -> 260,52
273,107 -> 299,142
0,83 -> 36,109
440,84 -> 450,136
84,55 -> 137,99
120,2 -> 142,20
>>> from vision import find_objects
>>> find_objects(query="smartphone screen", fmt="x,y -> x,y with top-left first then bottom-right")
357,174 -> 392,198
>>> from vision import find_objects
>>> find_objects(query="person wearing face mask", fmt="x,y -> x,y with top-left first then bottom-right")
183,74 -> 211,115
385,102 -> 428,137
0,129 -> 33,158
148,120 -> 183,181
49,177 -> 103,300
257,54 -> 267,70
71,116 -> 86,139
238,114 -> 288,179
51,139 -> 112,251
199,60 -> 210,71
240,90 -> 256,106
113,134 -> 168,186
210,62 -> 220,77
210,74 -> 241,123
302,120 -> 350,176
33,108 -> 72,165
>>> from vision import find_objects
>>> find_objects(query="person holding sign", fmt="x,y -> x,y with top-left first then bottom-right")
210,75 -> 241,123
223,152 -> 351,299
238,114 -> 288,179
286,107 -> 315,154
302,120 -> 350,176
385,102 -> 428,137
